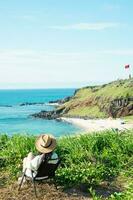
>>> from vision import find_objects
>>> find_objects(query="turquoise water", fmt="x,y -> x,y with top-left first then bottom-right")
0,89 -> 82,137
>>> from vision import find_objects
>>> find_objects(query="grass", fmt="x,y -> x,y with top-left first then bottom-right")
66,105 -> 107,118
0,129 -> 133,199
122,115 -> 133,123
72,79 -> 133,100
93,79 -> 133,98
56,130 -> 133,186
0,134 -> 36,176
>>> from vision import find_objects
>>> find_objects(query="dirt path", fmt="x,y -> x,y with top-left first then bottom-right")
0,182 -> 91,200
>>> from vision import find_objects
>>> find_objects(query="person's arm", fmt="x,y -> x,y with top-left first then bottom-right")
30,154 -> 44,171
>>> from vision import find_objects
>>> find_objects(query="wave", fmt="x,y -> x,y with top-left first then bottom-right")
0,105 -> 12,107
19,102 -> 46,106
0,103 -> 47,107
0,117 -> 27,121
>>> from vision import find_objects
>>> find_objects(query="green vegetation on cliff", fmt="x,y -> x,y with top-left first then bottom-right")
59,78 -> 133,118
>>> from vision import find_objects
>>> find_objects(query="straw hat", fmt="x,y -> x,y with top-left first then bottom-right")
35,134 -> 56,153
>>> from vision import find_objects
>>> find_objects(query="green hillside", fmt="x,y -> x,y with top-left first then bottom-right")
59,78 -> 133,118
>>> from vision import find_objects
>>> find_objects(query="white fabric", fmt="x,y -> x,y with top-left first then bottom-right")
22,152 -> 58,178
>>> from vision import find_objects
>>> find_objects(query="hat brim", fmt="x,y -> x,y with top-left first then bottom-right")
35,135 -> 56,153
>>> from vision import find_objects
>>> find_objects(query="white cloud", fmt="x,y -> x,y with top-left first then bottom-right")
0,49 -> 102,86
50,22 -> 119,30
0,48 -> 132,88
0,49 -> 98,65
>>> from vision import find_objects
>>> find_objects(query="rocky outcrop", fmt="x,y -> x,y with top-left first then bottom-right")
20,96 -> 71,107
32,110 -> 59,120
31,107 -> 65,120
49,96 -> 71,104
19,102 -> 45,106
108,98 -> 133,118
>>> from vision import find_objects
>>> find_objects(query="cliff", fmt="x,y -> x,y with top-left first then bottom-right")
32,78 -> 133,119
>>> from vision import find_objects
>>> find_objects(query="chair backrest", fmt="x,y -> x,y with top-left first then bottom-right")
35,158 -> 61,178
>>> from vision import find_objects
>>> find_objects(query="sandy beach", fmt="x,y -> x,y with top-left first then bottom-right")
61,117 -> 133,132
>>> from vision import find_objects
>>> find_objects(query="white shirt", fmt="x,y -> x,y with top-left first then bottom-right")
24,152 -> 58,177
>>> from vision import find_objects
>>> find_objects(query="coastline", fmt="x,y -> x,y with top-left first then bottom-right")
61,117 -> 133,132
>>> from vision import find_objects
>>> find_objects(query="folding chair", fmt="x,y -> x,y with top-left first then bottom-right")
18,158 -> 61,197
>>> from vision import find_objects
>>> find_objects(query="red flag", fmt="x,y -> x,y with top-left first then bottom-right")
125,64 -> 130,69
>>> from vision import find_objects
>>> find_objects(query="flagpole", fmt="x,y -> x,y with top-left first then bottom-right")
125,64 -> 131,79
129,65 -> 131,79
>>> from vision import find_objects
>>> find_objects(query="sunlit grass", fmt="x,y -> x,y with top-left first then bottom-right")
0,129 -> 133,199
66,105 -> 106,118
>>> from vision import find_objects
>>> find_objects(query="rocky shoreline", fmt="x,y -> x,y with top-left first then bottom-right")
31,109 -> 63,120
31,96 -> 72,119
31,96 -> 133,120
19,96 -> 71,107
31,110 -> 94,120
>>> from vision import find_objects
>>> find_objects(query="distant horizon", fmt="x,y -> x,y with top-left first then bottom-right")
0,80 -> 113,90
0,78 -> 131,90
0,87 -> 77,90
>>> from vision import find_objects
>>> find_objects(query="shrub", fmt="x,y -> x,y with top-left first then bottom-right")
0,134 -> 36,176
0,129 -> 133,189
56,130 -> 133,187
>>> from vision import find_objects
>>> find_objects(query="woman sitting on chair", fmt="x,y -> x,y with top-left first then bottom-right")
18,134 -> 58,183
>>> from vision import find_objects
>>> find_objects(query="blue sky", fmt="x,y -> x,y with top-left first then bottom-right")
0,0 -> 133,88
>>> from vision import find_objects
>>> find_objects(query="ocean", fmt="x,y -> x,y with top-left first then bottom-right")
0,89 -> 82,137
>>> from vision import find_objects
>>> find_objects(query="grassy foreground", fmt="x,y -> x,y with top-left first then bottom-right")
0,130 -> 133,199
